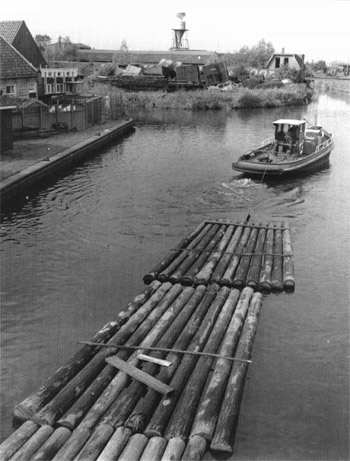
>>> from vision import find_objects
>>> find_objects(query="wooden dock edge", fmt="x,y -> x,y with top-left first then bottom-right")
0,119 -> 135,204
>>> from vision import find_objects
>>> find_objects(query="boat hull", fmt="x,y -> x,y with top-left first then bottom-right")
232,141 -> 334,178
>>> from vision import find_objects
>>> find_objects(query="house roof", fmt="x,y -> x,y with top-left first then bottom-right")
0,20 -> 47,68
0,95 -> 17,109
0,20 -> 23,44
265,53 -> 304,69
77,49 -> 220,65
0,36 -> 38,79
0,94 -> 47,109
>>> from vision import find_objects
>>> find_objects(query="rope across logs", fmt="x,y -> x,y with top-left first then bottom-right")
143,220 -> 295,293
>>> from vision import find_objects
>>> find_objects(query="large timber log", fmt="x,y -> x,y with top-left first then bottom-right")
190,287 -> 254,441
211,292 -> 263,454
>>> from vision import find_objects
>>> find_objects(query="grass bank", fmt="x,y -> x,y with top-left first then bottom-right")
84,82 -> 312,113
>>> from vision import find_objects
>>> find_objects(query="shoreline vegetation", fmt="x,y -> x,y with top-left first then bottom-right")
84,82 -> 314,114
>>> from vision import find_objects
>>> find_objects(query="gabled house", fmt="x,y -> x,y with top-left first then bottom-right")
0,36 -> 39,99
265,50 -> 305,74
0,20 -> 47,69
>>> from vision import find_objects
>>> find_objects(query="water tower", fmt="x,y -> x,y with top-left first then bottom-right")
171,12 -> 189,51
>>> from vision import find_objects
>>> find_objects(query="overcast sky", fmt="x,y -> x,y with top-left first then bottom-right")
3,0 -> 350,63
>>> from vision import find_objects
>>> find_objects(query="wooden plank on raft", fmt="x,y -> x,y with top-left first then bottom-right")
137,354 -> 172,367
105,356 -> 175,395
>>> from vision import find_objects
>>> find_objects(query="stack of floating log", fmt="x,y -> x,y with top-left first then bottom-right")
0,219 -> 295,461
144,219 -> 295,293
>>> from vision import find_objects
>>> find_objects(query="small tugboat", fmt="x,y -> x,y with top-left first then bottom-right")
232,119 -> 334,178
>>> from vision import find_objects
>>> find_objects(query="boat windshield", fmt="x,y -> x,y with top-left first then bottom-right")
273,120 -> 306,156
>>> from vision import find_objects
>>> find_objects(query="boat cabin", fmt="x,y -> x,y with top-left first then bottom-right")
273,119 -> 306,156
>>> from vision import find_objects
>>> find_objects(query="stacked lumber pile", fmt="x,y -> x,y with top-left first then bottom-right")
0,219 -> 295,460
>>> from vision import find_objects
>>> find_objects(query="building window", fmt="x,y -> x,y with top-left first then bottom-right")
275,57 -> 280,68
28,82 -> 37,98
46,84 -> 55,94
56,83 -> 64,93
6,85 -> 15,95
284,57 -> 289,66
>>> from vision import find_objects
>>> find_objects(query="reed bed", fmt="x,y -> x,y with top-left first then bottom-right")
85,82 -> 311,112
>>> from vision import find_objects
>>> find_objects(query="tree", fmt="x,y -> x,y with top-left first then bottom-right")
222,39 -> 275,70
55,36 -> 77,61
120,39 -> 129,52
35,34 -> 51,51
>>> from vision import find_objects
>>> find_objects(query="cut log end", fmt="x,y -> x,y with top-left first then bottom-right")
143,274 -> 154,284
180,276 -> 194,286
284,280 -> 295,293
259,282 -> 271,294
210,440 -> 233,455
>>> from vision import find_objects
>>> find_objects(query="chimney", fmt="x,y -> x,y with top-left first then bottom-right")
282,47 -> 285,54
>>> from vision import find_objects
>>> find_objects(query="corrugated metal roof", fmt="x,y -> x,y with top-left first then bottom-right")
77,49 -> 219,65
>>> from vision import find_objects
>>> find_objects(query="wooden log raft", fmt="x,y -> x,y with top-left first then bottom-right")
8,425 -> 54,461
143,220 -> 295,292
13,281 -> 161,422
156,224 -> 213,283
180,225 -> 227,285
143,222 -> 207,284
143,286 -> 230,438
125,285 -> 223,434
95,427 -> 133,461
53,284 -> 193,459
271,224 -> 284,291
52,428 -> 91,461
246,226 -> 267,290
193,224 -> 235,285
97,286 -> 206,430
164,289 -> 241,440
190,287 -> 254,442
168,224 -> 221,284
282,224 -> 295,292
31,282 -> 175,427
70,285 -> 205,458
182,435 -> 208,461
232,226 -> 259,288
210,291 -> 263,454
259,225 -> 274,293
139,436 -> 167,461
0,421 -> 38,461
54,283 -> 184,432
219,225 -> 252,287
29,427 -> 71,461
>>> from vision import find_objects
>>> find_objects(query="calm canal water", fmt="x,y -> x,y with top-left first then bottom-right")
1,90 -> 349,460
